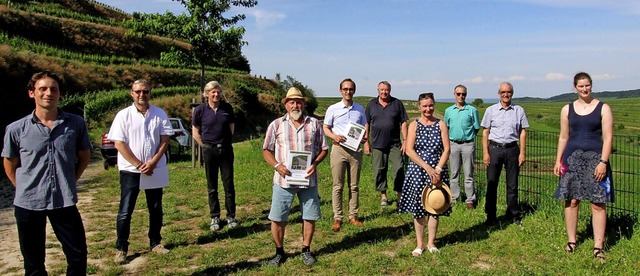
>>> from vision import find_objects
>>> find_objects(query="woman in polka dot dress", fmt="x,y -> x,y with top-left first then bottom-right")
398,92 -> 451,256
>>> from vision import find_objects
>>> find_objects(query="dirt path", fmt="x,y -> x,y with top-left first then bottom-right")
0,162 -> 107,275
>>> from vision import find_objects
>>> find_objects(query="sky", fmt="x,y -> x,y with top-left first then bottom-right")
99,0 -> 640,101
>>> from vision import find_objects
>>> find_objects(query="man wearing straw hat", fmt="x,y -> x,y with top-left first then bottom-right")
262,87 -> 328,266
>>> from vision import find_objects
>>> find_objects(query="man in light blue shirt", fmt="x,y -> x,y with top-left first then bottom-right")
323,78 -> 368,232
481,82 -> 529,226
3,71 -> 91,275
444,84 -> 480,209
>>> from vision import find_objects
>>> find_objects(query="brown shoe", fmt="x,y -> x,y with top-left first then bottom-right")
466,202 -> 475,210
332,219 -> 342,232
349,217 -> 364,227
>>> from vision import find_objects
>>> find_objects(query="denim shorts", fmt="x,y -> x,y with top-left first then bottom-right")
268,184 -> 321,222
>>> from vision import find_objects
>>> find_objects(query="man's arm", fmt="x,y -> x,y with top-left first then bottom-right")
75,149 -> 91,181
230,123 -> 235,136
140,135 -> 170,175
3,157 -> 19,187
482,128 -> 490,167
192,125 -> 203,147
114,141 -> 144,169
400,120 -> 408,154
518,128 -> 527,167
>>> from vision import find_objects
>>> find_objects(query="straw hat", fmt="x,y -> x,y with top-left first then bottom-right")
421,181 -> 452,214
282,87 -> 308,104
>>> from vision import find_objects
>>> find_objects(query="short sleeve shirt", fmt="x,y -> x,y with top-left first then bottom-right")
2,110 -> 91,210
108,104 -> 174,181
192,101 -> 235,146
365,96 -> 408,149
444,104 -> 480,141
324,100 -> 367,138
480,103 -> 529,143
262,114 -> 328,188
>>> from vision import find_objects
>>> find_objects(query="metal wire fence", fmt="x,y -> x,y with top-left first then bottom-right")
472,131 -> 640,217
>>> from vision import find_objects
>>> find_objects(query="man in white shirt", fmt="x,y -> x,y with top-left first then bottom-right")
323,78 -> 368,232
107,79 -> 174,264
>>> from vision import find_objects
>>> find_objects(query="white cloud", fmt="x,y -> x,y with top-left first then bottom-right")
592,73 -> 618,80
507,75 -> 526,81
544,73 -> 568,81
464,77 -> 485,84
249,10 -> 286,30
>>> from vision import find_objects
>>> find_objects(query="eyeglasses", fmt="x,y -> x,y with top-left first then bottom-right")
341,88 -> 355,92
499,90 -> 513,94
456,93 -> 467,97
133,90 -> 150,95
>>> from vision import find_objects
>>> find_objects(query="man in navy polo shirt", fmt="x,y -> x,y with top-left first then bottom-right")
3,71 -> 91,275
192,81 -> 237,231
364,81 -> 409,207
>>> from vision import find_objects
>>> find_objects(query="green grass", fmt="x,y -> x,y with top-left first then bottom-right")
36,138 -> 640,275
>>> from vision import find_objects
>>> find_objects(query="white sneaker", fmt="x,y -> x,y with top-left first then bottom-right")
210,217 -> 221,231
227,218 -> 238,229
114,250 -> 127,264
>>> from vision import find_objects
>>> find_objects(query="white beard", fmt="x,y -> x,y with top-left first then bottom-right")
289,110 -> 302,120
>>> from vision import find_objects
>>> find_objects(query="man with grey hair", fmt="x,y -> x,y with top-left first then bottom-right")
481,82 -> 528,226
192,81 -> 237,231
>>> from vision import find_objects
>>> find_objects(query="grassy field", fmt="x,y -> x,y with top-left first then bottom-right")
25,137 -> 639,275
13,97 -> 638,275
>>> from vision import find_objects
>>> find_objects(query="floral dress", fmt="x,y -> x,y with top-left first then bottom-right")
398,119 -> 451,218
554,102 -> 614,203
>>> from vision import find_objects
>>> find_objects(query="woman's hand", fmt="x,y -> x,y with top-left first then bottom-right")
594,162 -> 607,182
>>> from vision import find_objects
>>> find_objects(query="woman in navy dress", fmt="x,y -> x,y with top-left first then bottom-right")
398,93 -> 450,256
553,72 -> 614,260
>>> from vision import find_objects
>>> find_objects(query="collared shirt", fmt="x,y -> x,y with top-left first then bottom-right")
481,102 -> 529,143
263,114 -> 328,188
192,101 -> 235,146
324,100 -> 367,138
444,103 -> 480,141
365,96 -> 408,149
108,104 -> 173,189
2,110 -> 91,210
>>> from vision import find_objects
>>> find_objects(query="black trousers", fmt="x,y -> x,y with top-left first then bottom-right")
485,145 -> 520,220
15,205 -> 87,276
203,144 -> 236,219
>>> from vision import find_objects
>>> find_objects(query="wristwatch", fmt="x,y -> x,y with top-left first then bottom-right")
599,159 -> 608,165
274,163 -> 280,170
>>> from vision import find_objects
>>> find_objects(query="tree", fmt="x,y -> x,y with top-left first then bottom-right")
471,98 -> 484,108
125,0 -> 257,94
277,74 -> 319,116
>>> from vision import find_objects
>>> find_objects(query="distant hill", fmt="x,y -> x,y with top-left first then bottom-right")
516,89 -> 640,102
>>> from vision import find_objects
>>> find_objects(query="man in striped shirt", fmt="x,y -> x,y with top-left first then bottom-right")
262,87 -> 328,266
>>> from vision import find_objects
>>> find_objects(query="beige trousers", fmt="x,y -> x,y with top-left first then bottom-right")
330,144 -> 363,220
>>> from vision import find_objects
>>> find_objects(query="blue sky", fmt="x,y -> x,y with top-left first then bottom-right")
100,0 -> 640,101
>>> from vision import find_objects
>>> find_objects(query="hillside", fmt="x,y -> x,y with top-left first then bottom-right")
0,0 -> 308,145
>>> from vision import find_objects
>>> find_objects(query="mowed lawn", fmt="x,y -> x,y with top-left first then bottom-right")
44,136 -> 639,275
26,97 -> 640,275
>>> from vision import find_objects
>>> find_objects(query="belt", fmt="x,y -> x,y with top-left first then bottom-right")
489,141 -> 518,148
451,139 -> 473,144
204,143 -> 224,148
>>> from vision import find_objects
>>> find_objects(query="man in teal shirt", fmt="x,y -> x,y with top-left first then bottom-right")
444,84 -> 480,209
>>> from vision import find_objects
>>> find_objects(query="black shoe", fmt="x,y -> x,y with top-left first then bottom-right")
301,251 -> 316,266
484,218 -> 497,226
512,217 -> 522,226
265,254 -> 287,267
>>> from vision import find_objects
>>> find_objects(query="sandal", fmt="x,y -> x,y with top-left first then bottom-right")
565,242 -> 577,253
427,247 -> 440,253
593,247 -> 605,260
411,247 -> 424,257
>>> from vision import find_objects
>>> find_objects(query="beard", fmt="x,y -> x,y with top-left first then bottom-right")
289,110 -> 302,120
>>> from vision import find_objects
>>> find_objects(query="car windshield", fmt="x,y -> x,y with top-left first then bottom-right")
170,119 -> 180,130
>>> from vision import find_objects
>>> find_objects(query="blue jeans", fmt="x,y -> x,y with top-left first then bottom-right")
116,171 -> 164,251
15,205 -> 87,276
